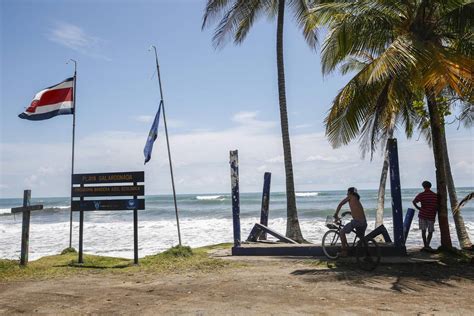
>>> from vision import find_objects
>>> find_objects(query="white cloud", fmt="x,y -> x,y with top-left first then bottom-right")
0,112 -> 472,197
48,22 -> 110,61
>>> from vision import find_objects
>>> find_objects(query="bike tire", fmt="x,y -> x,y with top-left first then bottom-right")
322,229 -> 341,260
355,238 -> 381,271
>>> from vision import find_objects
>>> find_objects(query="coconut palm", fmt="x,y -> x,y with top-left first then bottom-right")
201,0 -> 319,242
413,94 -> 473,248
309,0 -> 473,247
323,54 -> 420,229
324,59 -> 418,228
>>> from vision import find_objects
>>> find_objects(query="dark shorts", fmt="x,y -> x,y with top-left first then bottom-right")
342,219 -> 367,237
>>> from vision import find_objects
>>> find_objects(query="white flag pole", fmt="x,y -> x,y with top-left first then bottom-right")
149,45 -> 182,246
67,59 -> 77,249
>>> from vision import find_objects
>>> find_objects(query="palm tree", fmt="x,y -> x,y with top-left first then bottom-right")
309,0 -> 473,247
414,94 -> 473,248
323,55 -> 419,230
202,0 -> 318,242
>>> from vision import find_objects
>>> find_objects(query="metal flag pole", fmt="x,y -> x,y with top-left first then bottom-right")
150,45 -> 182,246
67,59 -> 77,249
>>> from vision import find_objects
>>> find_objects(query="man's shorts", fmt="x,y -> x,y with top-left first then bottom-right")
342,219 -> 367,237
419,217 -> 435,233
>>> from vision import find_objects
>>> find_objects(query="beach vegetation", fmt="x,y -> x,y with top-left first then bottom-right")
0,244 -> 236,282
306,0 -> 473,248
201,0 -> 320,242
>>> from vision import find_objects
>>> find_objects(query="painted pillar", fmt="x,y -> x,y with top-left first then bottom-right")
388,138 -> 404,248
230,150 -> 241,247
259,172 -> 271,240
404,208 -> 415,242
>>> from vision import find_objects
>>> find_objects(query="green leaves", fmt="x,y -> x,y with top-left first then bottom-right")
320,0 -> 473,155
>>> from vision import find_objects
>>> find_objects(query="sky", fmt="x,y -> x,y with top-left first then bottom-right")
0,0 -> 473,198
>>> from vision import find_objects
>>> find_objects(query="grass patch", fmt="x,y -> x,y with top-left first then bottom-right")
60,247 -> 77,255
0,243 -> 235,282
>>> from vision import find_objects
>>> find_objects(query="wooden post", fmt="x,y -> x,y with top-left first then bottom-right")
259,172 -> 271,240
11,190 -> 42,266
78,210 -> 84,263
78,184 -> 84,264
230,150 -> 241,247
404,208 -> 415,242
133,181 -> 139,265
20,190 -> 31,266
388,138 -> 404,248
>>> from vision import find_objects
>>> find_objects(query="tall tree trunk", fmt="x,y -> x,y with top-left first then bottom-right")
375,115 -> 396,228
441,126 -> 472,248
426,91 -> 452,248
276,0 -> 304,242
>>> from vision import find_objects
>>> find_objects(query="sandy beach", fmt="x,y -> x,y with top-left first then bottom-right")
1,247 -> 473,315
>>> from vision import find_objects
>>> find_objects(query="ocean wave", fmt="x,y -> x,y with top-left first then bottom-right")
0,208 -> 11,215
296,192 -> 319,197
196,195 -> 226,201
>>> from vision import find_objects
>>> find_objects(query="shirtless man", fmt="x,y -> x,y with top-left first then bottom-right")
334,187 -> 367,256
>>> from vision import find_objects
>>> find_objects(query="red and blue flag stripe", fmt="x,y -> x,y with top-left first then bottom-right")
19,77 -> 74,121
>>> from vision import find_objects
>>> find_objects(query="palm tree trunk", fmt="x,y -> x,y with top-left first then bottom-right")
375,115 -> 396,228
441,126 -> 472,248
276,0 -> 304,242
426,91 -> 452,248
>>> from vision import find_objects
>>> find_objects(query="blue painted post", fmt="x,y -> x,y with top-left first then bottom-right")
388,138 -> 405,248
230,150 -> 241,247
259,172 -> 271,240
403,208 -> 415,242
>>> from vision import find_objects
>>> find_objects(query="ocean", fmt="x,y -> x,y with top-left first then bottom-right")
1,188 -> 473,260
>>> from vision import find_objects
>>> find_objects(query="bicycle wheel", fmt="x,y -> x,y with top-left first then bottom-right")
322,229 -> 341,259
355,238 -> 381,271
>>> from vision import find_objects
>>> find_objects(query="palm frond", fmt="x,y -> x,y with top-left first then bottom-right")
202,0 -> 233,29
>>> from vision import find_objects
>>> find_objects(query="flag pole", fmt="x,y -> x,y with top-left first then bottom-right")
150,45 -> 182,246
67,59 -> 77,249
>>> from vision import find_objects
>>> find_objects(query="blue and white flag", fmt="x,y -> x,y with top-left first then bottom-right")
143,101 -> 162,164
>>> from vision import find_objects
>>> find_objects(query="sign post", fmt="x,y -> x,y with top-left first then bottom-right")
72,171 -> 145,264
11,190 -> 43,266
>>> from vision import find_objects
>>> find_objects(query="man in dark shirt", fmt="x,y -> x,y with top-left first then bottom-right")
412,181 -> 438,250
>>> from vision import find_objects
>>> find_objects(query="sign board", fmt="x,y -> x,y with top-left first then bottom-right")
72,185 -> 144,197
72,199 -> 145,212
72,170 -> 145,265
72,171 -> 145,212
72,171 -> 144,185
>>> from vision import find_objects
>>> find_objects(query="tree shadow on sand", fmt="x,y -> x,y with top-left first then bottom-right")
291,260 -> 474,293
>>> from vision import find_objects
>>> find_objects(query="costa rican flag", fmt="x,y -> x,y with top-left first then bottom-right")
19,77 -> 74,120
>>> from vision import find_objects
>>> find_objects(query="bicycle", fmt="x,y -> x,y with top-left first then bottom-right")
322,211 -> 381,271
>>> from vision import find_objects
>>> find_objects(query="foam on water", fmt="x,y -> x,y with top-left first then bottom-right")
1,189 -> 473,260
295,192 -> 319,197
1,215 -> 472,260
196,195 -> 226,201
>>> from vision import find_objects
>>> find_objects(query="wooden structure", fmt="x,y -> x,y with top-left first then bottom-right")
388,138 -> 405,248
229,144 -> 407,257
259,172 -> 271,240
72,171 -> 145,264
247,223 -> 297,244
10,190 -> 43,266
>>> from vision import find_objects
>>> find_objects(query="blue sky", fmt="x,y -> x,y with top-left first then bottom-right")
1,0 -> 472,198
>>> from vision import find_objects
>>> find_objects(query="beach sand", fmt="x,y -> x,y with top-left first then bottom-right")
1,249 -> 473,315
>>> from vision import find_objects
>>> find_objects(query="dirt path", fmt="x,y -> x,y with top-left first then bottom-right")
1,253 -> 473,315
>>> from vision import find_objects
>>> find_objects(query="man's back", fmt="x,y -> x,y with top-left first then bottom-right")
414,190 -> 438,221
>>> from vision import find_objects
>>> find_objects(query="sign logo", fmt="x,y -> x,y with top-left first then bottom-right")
127,199 -> 137,209
94,201 -> 101,210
